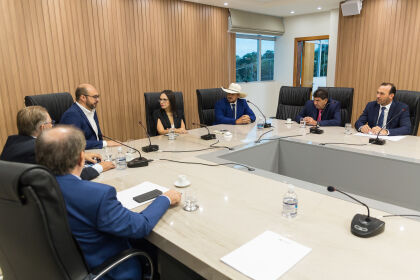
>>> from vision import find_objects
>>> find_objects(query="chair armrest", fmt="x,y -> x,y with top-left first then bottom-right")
86,248 -> 153,280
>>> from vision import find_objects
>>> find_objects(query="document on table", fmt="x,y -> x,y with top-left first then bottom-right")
116,181 -> 168,209
354,132 -> 406,142
221,231 -> 311,280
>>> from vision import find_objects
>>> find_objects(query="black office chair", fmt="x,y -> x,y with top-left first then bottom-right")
144,91 -> 185,136
394,90 -> 420,135
275,86 -> 312,120
24,92 -> 74,124
318,87 -> 354,126
196,88 -> 227,126
0,161 -> 153,280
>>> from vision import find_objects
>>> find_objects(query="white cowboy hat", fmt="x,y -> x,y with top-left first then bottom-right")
221,83 -> 247,98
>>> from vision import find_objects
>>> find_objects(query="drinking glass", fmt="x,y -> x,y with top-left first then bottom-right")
183,190 -> 198,212
345,123 -> 352,135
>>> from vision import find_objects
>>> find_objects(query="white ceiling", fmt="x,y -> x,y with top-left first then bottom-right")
184,0 -> 342,17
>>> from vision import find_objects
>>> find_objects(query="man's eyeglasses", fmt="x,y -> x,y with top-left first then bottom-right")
159,98 -> 169,102
84,94 -> 100,100
43,120 -> 56,126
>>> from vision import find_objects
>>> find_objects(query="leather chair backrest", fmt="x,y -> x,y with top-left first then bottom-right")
24,92 -> 74,124
0,161 -> 88,280
318,87 -> 354,127
144,92 -> 185,136
394,90 -> 420,135
196,88 -> 227,126
276,86 -> 312,120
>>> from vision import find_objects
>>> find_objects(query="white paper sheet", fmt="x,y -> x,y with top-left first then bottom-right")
221,231 -> 311,280
116,181 -> 168,210
354,132 -> 406,142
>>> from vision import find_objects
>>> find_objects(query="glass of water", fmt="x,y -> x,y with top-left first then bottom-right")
345,123 -> 352,135
299,118 -> 306,128
183,190 -> 198,212
104,146 -> 113,162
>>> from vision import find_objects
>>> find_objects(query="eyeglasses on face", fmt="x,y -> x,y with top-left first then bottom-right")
83,94 -> 100,100
43,120 -> 56,126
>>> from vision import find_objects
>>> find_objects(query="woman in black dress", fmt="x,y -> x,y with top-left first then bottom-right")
153,90 -> 187,135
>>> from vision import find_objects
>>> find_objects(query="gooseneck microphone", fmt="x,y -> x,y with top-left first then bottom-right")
103,135 -> 151,168
369,108 -> 406,145
246,100 -> 272,128
192,123 -> 216,140
327,186 -> 385,238
138,121 -> 159,153
309,121 -> 324,134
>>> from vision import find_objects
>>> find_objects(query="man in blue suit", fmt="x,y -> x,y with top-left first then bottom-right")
35,125 -> 181,280
214,83 -> 256,125
296,88 -> 341,126
60,84 -> 120,149
0,106 -> 114,181
355,82 -> 411,136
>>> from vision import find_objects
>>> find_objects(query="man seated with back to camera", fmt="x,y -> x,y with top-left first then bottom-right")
214,83 -> 256,125
0,106 -> 114,180
153,90 -> 187,135
296,88 -> 341,126
35,125 -> 181,280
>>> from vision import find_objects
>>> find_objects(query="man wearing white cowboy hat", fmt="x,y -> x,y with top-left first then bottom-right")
214,83 -> 256,125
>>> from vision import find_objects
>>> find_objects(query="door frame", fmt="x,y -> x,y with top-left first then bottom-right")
293,35 -> 329,87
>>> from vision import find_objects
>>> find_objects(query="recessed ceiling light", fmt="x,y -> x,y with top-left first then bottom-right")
224,2 -> 228,6
290,10 -> 295,14
317,6 -> 322,10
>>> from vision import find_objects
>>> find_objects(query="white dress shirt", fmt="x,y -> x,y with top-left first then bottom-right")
76,102 -> 107,147
230,100 -> 237,120
377,102 -> 392,127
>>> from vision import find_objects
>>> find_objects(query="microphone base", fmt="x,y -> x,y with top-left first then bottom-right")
142,145 -> 159,153
127,157 -> 150,168
369,138 -> 386,145
351,214 -> 385,238
201,134 -> 216,140
310,127 -> 324,134
263,123 -> 272,128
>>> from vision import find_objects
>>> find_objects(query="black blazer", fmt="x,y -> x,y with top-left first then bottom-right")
0,134 -> 99,181
152,109 -> 184,136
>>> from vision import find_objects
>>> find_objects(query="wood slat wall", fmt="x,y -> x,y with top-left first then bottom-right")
0,0 -> 233,147
335,0 -> 420,132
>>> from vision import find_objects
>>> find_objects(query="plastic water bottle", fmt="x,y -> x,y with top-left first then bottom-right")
257,116 -> 264,129
168,124 -> 175,140
116,147 -> 127,170
282,184 -> 298,218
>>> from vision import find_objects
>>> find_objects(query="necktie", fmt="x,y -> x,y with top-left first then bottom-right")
231,103 -> 236,119
317,110 -> 323,122
377,107 -> 386,128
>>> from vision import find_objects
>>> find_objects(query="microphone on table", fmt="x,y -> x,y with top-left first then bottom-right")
192,123 -> 216,140
103,135 -> 151,168
138,120 -> 159,153
327,186 -> 385,238
309,121 -> 324,134
369,108 -> 406,145
246,100 -> 272,128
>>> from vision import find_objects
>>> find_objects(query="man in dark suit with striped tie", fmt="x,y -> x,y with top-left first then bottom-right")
355,82 -> 411,136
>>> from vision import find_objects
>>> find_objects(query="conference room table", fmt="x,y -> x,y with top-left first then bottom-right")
93,119 -> 420,280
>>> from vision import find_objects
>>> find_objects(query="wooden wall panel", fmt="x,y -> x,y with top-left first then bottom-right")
336,0 -> 420,134
0,0 -> 233,147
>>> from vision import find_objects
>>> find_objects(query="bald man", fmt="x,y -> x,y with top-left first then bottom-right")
60,84 -> 120,149
36,125 -> 181,279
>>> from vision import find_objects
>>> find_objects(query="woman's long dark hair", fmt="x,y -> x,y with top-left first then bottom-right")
161,90 -> 177,114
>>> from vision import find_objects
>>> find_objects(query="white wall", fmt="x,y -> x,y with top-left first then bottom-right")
275,10 -> 339,87
239,10 -> 339,117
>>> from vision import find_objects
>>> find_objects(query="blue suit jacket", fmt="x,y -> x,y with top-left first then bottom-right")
355,101 -> 411,136
56,174 -> 170,280
296,99 -> 341,126
214,98 -> 256,125
60,103 -> 104,149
